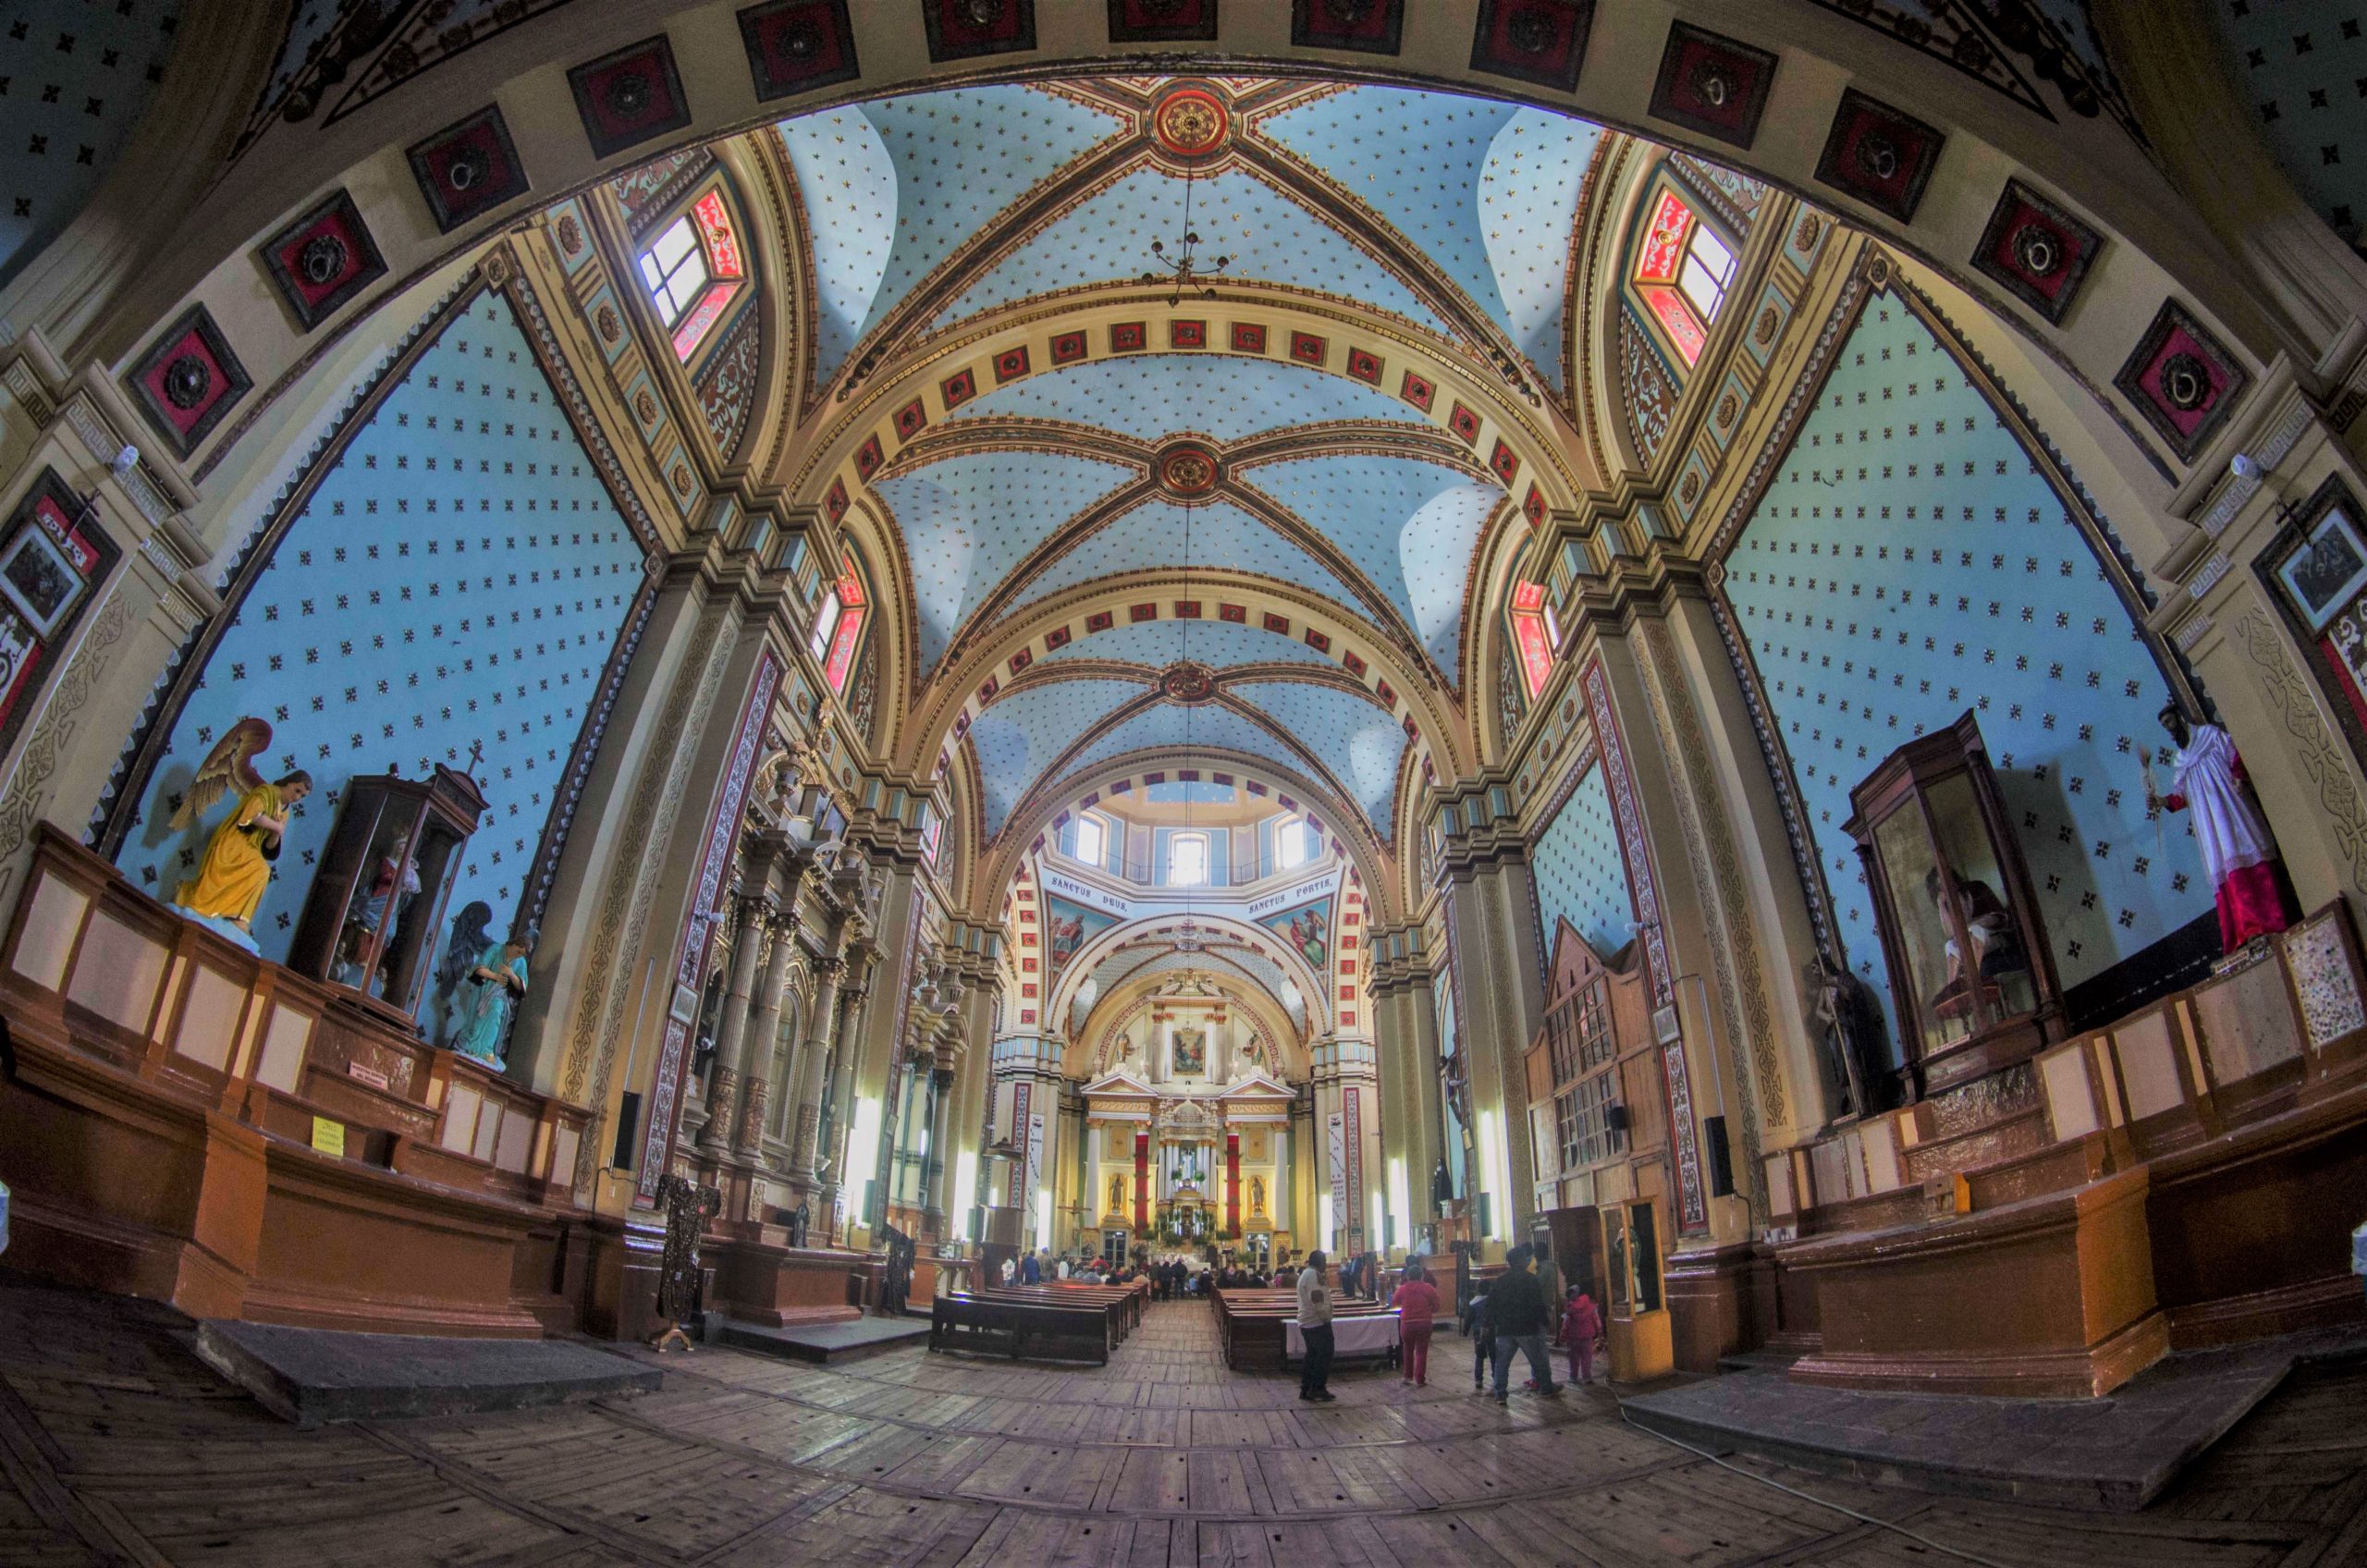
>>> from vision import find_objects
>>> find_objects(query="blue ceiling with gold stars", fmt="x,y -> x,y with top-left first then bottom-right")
778,85 -> 1130,385
1230,680 -> 1406,830
774,77 -> 1649,850
872,448 -> 1136,673
1260,88 -> 1600,392
1013,499 -> 1365,619
967,676 -> 1147,837
947,352 -> 1428,441
1238,453 -> 1503,673
933,165 -> 1453,336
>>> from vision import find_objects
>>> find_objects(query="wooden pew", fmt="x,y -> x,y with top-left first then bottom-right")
929,1292 -> 1110,1365
973,1281 -> 1141,1344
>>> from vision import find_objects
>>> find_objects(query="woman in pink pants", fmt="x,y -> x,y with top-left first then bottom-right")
1390,1262 -> 1442,1387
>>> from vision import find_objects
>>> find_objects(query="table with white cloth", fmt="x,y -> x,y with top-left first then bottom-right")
1284,1311 -> 1400,1365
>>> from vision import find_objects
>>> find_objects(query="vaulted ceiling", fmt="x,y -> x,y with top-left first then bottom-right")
760,75 -> 1643,855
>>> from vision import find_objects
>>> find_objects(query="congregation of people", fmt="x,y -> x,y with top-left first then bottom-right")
996,1239 -> 1607,1405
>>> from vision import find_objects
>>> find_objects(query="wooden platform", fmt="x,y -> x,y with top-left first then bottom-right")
713,1312 -> 930,1365
192,1317 -> 659,1426
6,1282 -> 2367,1565
1626,1321 -> 2367,1510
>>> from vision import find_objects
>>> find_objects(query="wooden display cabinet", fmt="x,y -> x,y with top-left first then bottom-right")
1845,711 -> 2063,1100
286,766 -> 487,1033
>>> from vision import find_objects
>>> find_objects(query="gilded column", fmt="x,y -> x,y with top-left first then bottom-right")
819,942 -> 876,1242
786,938 -> 850,1206
734,910 -> 799,1157
698,893 -> 767,1156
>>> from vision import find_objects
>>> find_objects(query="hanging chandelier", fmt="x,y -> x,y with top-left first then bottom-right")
1140,165 -> 1231,306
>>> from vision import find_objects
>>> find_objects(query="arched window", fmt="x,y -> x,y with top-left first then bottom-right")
1509,581 -> 1561,699
1632,186 -> 1735,368
1072,813 -> 1107,866
637,187 -> 746,361
806,550 -> 868,692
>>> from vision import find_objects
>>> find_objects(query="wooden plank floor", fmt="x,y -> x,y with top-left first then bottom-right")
3,1281 -> 2363,1566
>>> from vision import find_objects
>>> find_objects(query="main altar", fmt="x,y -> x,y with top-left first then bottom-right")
1081,1068 -> 1294,1258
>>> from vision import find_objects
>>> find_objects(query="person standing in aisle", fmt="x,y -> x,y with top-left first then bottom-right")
1391,1261 -> 1442,1387
1463,1284 -> 1494,1393
1559,1288 -> 1602,1385
1296,1250 -> 1336,1403
1486,1244 -> 1560,1403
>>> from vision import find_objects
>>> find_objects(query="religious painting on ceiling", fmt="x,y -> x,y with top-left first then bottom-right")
1044,893 -> 1118,976
1257,895 -> 1332,975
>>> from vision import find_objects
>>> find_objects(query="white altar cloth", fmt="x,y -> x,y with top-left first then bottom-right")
1286,1313 -> 1400,1358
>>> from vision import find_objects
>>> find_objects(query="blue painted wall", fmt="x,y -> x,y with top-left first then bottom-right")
1530,761 -> 1634,962
1723,292 -> 2211,1032
2205,0 -> 2367,251
116,290 -> 650,971
0,0 -> 185,284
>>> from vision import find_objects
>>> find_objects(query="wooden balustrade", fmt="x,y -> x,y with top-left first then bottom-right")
0,827 -> 595,1336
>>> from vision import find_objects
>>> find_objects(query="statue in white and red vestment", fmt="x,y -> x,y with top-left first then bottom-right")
2150,704 -> 2298,951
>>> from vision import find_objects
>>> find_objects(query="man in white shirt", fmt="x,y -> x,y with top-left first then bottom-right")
1056,1256 -> 1071,1280
1296,1250 -> 1336,1403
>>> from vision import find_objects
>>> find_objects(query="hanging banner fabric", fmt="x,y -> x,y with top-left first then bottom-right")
1327,1109 -> 1346,1241
1007,1083 -> 1030,1207
1344,1085 -> 1365,1251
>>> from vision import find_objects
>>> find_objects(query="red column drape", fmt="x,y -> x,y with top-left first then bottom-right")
1134,1132 -> 1149,1233
1225,1133 -> 1240,1237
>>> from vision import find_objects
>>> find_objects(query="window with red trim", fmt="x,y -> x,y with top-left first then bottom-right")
1632,188 -> 1735,368
1510,581 -> 1560,699
807,551 -> 868,692
922,810 -> 944,868
638,188 -> 746,362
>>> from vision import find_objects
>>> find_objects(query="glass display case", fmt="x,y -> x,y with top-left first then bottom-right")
1845,711 -> 2062,1098
287,766 -> 487,1031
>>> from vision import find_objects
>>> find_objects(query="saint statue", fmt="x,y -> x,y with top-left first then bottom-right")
1110,1173 -> 1127,1216
1804,954 -> 1892,1117
1248,1174 -> 1266,1218
452,928 -> 534,1070
168,717 -> 311,936
2150,704 -> 2296,950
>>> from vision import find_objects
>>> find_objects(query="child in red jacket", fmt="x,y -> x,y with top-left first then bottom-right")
1559,1289 -> 1602,1385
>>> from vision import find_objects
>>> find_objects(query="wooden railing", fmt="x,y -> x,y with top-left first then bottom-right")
4,826 -> 590,1208
1764,900 -> 2367,1231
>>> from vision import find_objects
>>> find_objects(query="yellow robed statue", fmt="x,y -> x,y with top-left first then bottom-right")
169,717 -> 312,932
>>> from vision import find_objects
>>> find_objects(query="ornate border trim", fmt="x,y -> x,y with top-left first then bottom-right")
1580,655 -> 1707,1231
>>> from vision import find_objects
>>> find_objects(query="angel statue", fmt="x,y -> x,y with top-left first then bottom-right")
169,717 -> 311,939
451,926 -> 534,1071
